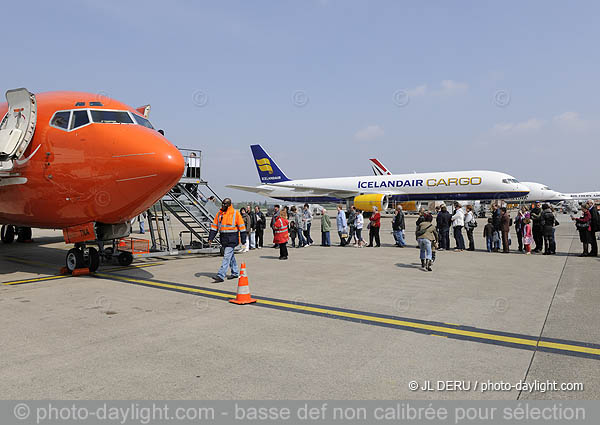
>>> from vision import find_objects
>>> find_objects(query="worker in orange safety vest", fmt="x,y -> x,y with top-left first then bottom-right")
208,198 -> 247,282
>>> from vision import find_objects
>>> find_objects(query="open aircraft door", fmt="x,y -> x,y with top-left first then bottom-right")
0,88 -> 37,174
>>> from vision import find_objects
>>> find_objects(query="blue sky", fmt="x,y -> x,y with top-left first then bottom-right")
3,1 -> 599,199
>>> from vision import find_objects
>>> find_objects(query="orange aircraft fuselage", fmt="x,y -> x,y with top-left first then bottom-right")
0,91 -> 184,235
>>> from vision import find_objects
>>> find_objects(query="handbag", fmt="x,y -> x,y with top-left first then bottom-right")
575,221 -> 589,230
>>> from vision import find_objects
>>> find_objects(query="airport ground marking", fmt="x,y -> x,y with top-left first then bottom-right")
2,261 -> 161,286
94,271 -> 600,361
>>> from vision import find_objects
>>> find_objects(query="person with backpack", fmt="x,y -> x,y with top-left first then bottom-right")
416,213 -> 438,271
464,204 -> 477,251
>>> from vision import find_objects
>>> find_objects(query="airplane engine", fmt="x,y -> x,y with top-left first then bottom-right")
353,194 -> 389,212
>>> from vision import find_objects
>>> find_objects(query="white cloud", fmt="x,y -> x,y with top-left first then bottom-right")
553,111 -> 590,133
354,125 -> 385,142
407,84 -> 428,97
437,80 -> 469,96
400,80 -> 467,101
491,118 -> 544,134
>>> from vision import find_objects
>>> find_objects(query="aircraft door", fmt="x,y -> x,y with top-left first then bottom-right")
0,88 -> 37,167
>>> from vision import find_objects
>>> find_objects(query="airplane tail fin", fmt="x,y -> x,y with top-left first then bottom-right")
369,158 -> 392,176
250,144 -> 290,184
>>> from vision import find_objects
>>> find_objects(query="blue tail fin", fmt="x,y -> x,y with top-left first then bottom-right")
250,144 -> 290,183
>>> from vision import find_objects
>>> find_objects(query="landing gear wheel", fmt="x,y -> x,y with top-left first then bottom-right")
1,225 -> 15,244
117,251 -> 133,266
66,248 -> 85,273
85,247 -> 100,272
16,227 -> 32,242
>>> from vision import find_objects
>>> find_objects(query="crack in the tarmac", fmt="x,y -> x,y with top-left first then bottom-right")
517,235 -> 574,400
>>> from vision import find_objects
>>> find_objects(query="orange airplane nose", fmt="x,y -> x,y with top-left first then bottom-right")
154,137 -> 185,188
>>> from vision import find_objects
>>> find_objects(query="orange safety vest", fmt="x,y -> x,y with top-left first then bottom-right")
273,216 -> 289,244
211,206 -> 246,235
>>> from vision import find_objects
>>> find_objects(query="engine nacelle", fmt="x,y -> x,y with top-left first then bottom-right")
353,194 -> 389,212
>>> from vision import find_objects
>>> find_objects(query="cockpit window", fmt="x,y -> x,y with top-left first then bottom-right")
70,110 -> 90,130
90,110 -> 133,124
51,111 -> 71,129
502,178 -> 519,184
132,113 -> 154,129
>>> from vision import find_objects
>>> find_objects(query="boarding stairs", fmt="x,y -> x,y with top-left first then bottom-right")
141,149 -> 225,256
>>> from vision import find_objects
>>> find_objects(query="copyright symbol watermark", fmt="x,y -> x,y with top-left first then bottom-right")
292,90 -> 309,107
96,90 -> 112,106
14,403 -> 30,420
393,297 -> 411,313
94,190 -> 111,207
494,89 -> 510,107
494,297 -> 509,313
393,90 -> 410,107
192,90 -> 209,107
96,296 -> 112,310
194,298 -> 209,312
408,381 -> 419,391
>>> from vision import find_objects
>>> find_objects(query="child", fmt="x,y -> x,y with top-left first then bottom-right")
483,217 -> 494,252
523,217 -> 533,255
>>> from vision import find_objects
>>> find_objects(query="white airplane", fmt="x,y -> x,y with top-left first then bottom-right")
368,158 -> 565,204
227,145 -> 529,211
561,192 -> 600,201
518,182 -> 566,203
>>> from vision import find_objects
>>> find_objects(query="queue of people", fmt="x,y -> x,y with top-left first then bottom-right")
207,199 -> 600,281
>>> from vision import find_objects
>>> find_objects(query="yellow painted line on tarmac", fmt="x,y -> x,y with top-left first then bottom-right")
2,263 -> 162,286
538,340 -> 600,356
95,272 -> 236,299
3,275 -> 70,286
93,271 -> 600,359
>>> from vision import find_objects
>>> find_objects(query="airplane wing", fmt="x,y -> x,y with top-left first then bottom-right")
226,184 -> 275,195
270,183 -> 360,199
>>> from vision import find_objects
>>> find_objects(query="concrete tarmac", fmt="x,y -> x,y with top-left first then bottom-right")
1,213 -> 598,399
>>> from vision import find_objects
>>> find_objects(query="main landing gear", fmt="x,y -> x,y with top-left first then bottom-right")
65,244 -> 100,273
1,225 -> 33,243
1,225 -> 15,243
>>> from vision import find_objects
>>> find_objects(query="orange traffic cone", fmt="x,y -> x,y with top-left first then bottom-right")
229,263 -> 256,305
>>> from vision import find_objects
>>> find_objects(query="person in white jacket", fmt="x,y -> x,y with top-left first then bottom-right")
451,203 -> 466,251
355,210 -> 365,247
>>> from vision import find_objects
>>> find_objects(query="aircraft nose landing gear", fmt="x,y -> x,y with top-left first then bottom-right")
65,244 -> 100,273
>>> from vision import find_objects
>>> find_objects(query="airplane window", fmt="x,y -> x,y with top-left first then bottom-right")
132,113 -> 154,129
90,110 -> 133,124
75,102 -> 85,106
71,110 -> 90,130
502,179 -> 509,184
51,111 -> 71,129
